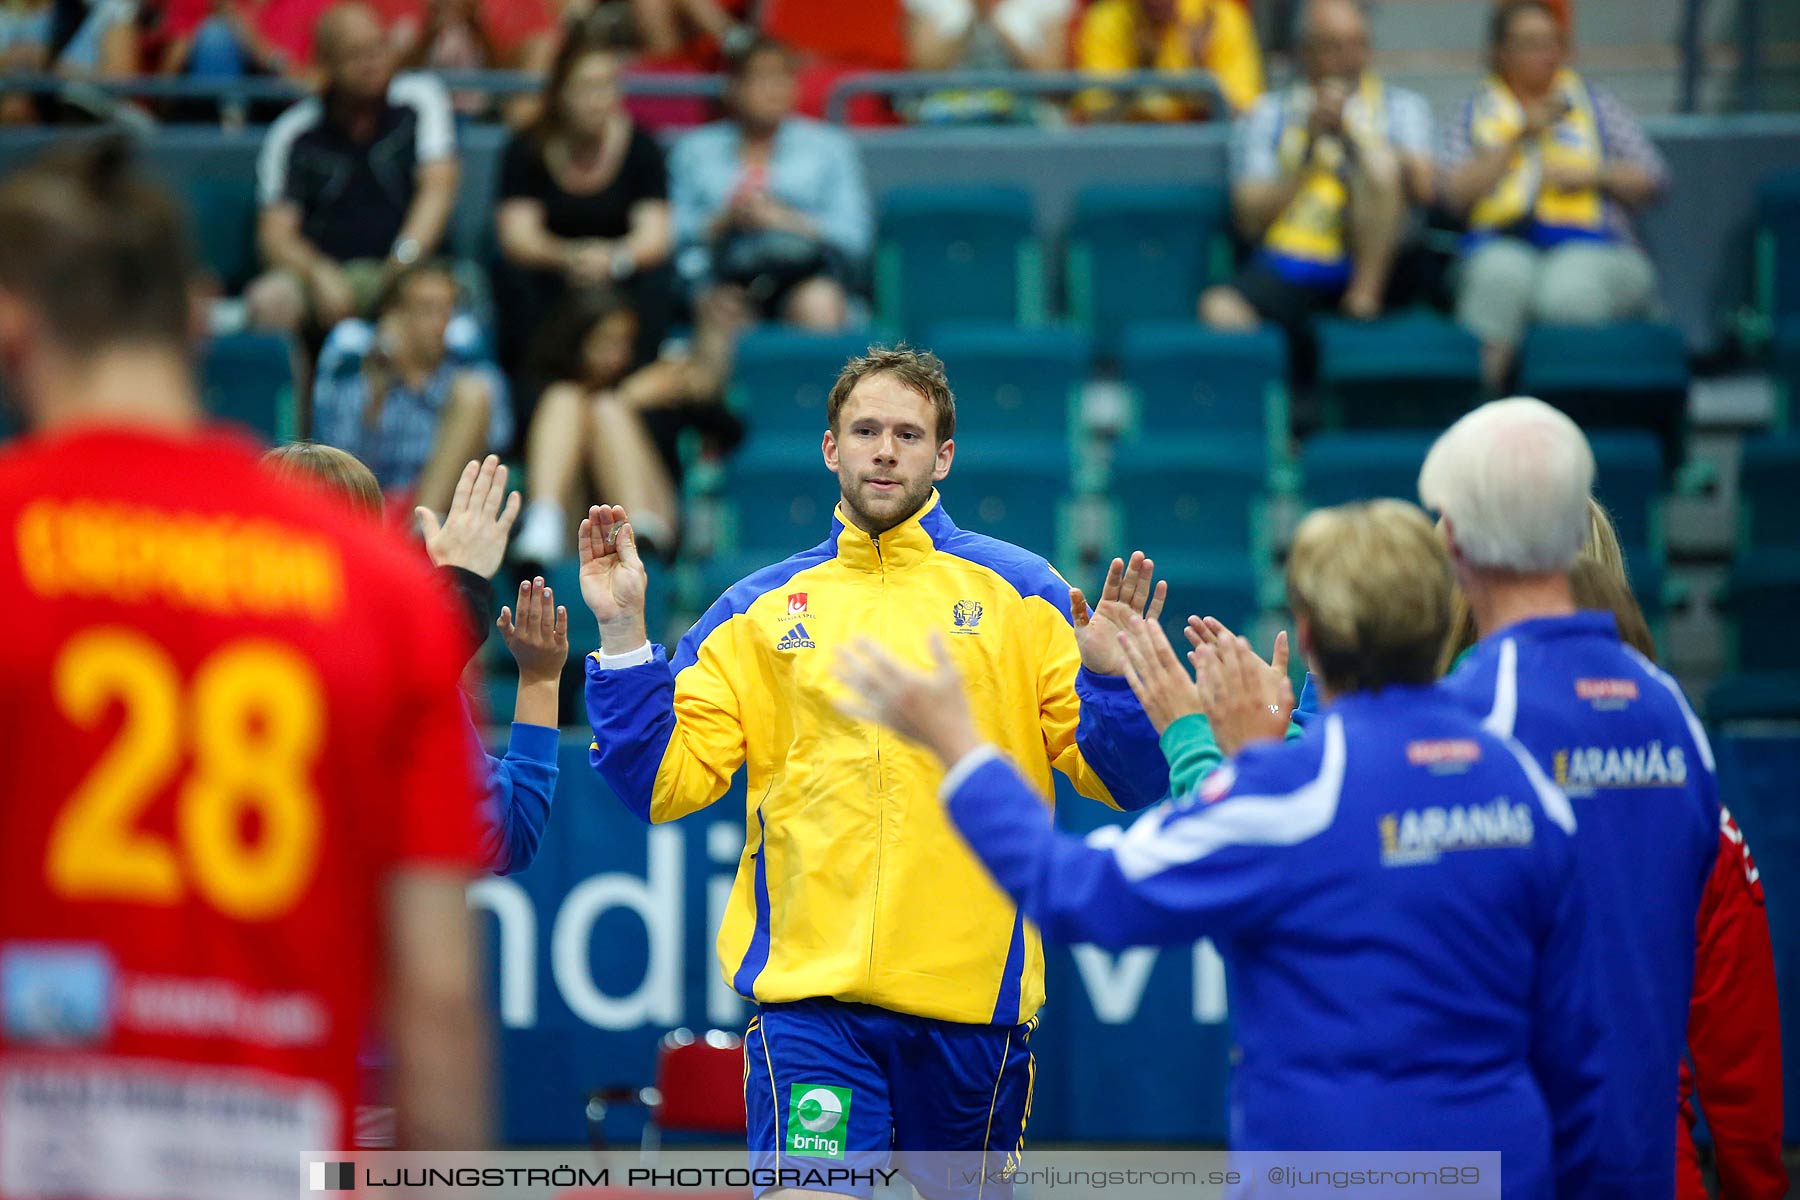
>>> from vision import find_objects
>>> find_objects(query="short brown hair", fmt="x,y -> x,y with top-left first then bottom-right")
0,137 -> 193,354
1288,499 -> 1452,694
826,345 -> 956,443
263,442 -> 383,520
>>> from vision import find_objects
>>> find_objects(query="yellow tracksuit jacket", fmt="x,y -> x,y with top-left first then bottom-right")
585,494 -> 1168,1025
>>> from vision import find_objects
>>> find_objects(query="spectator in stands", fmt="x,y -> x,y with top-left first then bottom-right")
1442,0 -> 1667,392
758,0 -> 906,120
1074,0 -> 1263,120
158,0 -> 327,79
669,36 -> 872,331
246,2 -> 460,339
629,0 -> 747,64
511,287 -> 741,563
902,0 -> 1073,124
0,0 -> 51,121
493,27 -> 673,385
1199,0 -> 1433,330
312,262 -> 510,517
47,0 -> 137,76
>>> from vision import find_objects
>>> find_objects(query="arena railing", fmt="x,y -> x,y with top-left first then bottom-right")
823,68 -> 1227,125
0,67 -> 1224,126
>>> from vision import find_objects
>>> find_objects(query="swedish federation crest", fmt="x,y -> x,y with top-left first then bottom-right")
951,600 -> 984,633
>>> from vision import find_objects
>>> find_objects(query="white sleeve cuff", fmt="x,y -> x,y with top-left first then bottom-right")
591,643 -> 654,670
939,743 -> 1004,800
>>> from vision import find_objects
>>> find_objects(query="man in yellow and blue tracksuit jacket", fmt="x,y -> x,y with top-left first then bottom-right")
582,349 -> 1167,1195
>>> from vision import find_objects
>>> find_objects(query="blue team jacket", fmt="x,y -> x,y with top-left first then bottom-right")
944,685 -> 1606,1200
1441,613 -> 1720,1199
461,696 -> 558,875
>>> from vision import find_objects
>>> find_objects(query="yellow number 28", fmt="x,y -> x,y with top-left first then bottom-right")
46,628 -> 326,922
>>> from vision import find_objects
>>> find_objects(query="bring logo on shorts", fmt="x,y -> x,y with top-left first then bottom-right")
786,1084 -> 852,1158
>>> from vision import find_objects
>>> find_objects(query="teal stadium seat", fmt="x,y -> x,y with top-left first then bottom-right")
1117,323 -> 1287,457
1739,434 -> 1800,552
199,332 -> 294,444
720,437 -> 840,558
1300,431 -> 1436,509
1115,435 -> 1267,558
938,444 -> 1068,560
925,323 -> 1090,443
1147,553 -> 1261,657
1515,322 -> 1689,471
876,187 -> 1043,338
729,328 -> 872,438
1774,319 -> 1800,427
182,175 -> 260,293
1754,167 -> 1800,324
1708,672 -> 1800,722
1588,431 -> 1665,555
1314,313 -> 1483,430
1065,184 -> 1228,348
1721,550 -> 1800,672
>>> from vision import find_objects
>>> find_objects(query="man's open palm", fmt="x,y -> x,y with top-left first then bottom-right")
579,505 -> 649,647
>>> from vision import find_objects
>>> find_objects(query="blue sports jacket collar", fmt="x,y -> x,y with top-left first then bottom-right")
830,490 -> 954,574
1483,610 -> 1620,646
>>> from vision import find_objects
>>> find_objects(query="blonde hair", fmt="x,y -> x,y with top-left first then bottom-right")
1288,499 -> 1452,694
1437,495 -> 1646,672
262,442 -> 383,520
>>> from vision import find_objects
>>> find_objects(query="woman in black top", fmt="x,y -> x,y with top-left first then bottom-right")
492,29 -> 673,416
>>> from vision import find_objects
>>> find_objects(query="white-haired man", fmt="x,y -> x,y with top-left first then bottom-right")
1417,397 -> 1719,1200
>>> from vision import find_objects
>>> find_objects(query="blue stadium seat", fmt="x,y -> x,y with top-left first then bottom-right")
1618,544 -> 1667,620
1590,431 -> 1665,555
1117,323 -> 1287,456
876,187 -> 1043,337
939,445 -> 1068,560
719,436 -> 840,558
1314,314 -> 1483,430
729,328 -> 872,438
1300,432 -> 1436,509
1755,167 -> 1800,322
199,332 -> 294,444
1739,433 -> 1800,552
925,323 -> 1090,442
1065,184 -> 1228,348
1774,317 -> 1800,427
1149,552 -> 1261,657
1515,322 -> 1690,470
1708,672 -> 1800,722
1722,550 -> 1800,672
182,175 -> 260,293
1114,435 -> 1268,557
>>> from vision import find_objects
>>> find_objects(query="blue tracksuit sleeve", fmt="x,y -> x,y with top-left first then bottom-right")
482,723 -> 559,875
1529,848 -> 1606,1198
1073,668 -> 1171,812
585,647 -> 680,823
944,726 -> 1341,948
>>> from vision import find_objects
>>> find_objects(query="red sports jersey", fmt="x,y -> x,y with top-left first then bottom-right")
1676,808 -> 1787,1200
0,426 -> 482,1200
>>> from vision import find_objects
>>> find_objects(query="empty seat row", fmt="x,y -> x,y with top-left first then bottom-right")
731,317 -> 1691,472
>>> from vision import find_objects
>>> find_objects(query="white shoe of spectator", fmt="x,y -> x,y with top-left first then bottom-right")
514,500 -> 566,563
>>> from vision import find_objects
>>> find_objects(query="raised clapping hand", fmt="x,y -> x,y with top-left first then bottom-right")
1186,616 -> 1295,755
418,455 -> 522,581
578,504 -> 649,653
832,634 -> 983,768
1070,551 -> 1168,676
498,576 -> 570,686
1115,615 -> 1203,736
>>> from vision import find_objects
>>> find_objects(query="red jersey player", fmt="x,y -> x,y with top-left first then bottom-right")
0,141 -> 491,1198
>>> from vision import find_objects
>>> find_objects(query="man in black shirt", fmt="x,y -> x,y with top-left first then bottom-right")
246,2 -> 460,339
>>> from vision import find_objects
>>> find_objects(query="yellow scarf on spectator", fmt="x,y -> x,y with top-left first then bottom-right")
1263,73 -> 1386,271
1468,68 -> 1605,238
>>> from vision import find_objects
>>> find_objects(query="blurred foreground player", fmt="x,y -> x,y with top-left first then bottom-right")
0,141 -> 490,1199
838,500 -> 1606,1200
